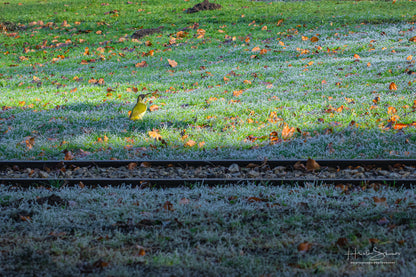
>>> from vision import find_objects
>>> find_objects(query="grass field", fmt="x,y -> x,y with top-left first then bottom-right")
1,0 -> 416,160
1,0 -> 416,276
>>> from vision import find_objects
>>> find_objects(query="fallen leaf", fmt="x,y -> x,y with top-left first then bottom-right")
310,36 -> 319,42
389,82 -> 397,90
185,140 -> 196,147
281,125 -> 295,140
163,201 -> 174,211
149,104 -> 159,111
135,61 -> 147,67
297,242 -> 312,253
127,162 -> 137,170
167,59 -> 177,68
148,129 -> 162,140
306,158 -> 320,171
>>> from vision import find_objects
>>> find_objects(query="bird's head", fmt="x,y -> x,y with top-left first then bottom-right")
136,93 -> 151,102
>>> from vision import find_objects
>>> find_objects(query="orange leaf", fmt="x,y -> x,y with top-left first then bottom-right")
389,82 -> 397,90
138,248 -> 146,256
185,140 -> 196,147
198,141 -> 205,148
167,59 -> 177,68
393,123 -> 408,130
301,36 -> 308,41
353,54 -> 360,59
243,80 -> 251,84
310,36 -> 319,42
269,131 -> 279,143
281,125 -> 295,140
409,36 -> 416,42
135,61 -> 147,67
306,158 -> 320,171
149,104 -> 159,111
251,46 -> 261,52
407,55 -> 413,61
148,129 -> 162,140
261,25 -> 267,30
388,106 -> 397,114
233,90 -> 243,97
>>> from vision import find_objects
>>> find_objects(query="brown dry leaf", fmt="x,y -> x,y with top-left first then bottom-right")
297,242 -> 312,253
127,162 -> 137,170
25,136 -> 35,149
247,197 -> 266,203
393,123 -> 408,130
409,36 -> 416,42
369,238 -> 380,244
281,125 -> 295,140
306,158 -> 320,171
167,59 -> 178,68
389,82 -> 397,90
185,140 -> 196,147
135,61 -> 147,68
20,215 -> 32,222
310,36 -> 319,42
163,201 -> 174,211
138,248 -> 146,256
336,237 -> 348,247
140,162 -> 151,168
373,196 -> 386,204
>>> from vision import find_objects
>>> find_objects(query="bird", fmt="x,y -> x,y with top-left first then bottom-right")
129,93 -> 151,120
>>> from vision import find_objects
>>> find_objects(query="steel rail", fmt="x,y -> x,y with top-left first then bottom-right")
1,159 -> 415,188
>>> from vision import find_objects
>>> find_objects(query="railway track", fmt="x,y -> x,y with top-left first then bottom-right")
1,159 -> 416,188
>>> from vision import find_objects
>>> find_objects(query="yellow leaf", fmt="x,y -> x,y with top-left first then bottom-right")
301,36 -> 308,41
